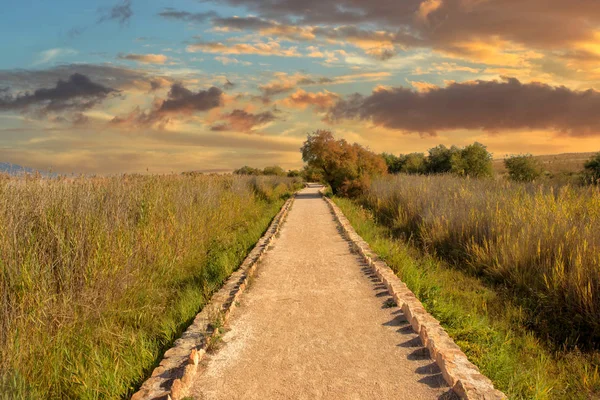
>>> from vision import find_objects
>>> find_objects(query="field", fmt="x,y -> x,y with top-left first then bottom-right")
333,173 -> 600,398
493,152 -> 596,179
0,173 -> 300,399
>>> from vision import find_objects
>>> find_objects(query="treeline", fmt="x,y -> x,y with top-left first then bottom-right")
384,145 -> 600,184
233,165 -> 302,178
382,143 -> 493,178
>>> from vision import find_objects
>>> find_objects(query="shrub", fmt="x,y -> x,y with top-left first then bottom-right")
504,154 -> 544,182
262,165 -> 286,176
233,165 -> 261,175
584,152 -> 600,184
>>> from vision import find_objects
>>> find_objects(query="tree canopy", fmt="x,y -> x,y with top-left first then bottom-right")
301,130 -> 387,196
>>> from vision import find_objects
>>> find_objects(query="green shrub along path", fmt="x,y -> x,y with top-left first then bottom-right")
333,196 -> 600,400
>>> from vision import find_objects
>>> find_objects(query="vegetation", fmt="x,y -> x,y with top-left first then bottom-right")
0,173 -> 301,399
383,142 -> 493,177
333,197 -> 600,399
504,154 -> 544,182
584,152 -> 600,184
360,174 -> 600,348
233,165 -> 299,177
301,130 -> 387,196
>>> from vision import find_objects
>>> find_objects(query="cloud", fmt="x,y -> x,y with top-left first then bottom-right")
210,109 -> 277,132
98,0 -> 133,26
325,77 -> 600,136
0,64 -> 176,93
187,40 -> 302,57
159,84 -> 222,113
157,8 -> 217,23
203,0 -> 600,74
117,53 -> 169,64
34,48 -> 77,65
258,71 -> 391,99
0,73 -> 116,115
111,83 -> 223,127
282,89 -> 339,110
214,56 -> 252,66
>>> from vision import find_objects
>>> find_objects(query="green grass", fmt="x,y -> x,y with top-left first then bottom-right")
0,174 -> 301,399
333,196 -> 600,400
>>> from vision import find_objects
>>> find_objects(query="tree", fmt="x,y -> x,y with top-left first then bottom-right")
584,152 -> 600,184
301,130 -> 387,196
287,169 -> 301,178
504,154 -> 544,182
426,145 -> 460,174
402,153 -> 427,174
451,142 -> 493,178
382,153 -> 406,174
262,165 -> 286,176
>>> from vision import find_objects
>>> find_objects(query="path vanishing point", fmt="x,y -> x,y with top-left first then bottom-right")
187,185 -> 457,399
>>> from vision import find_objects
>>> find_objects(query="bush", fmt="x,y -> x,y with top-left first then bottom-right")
504,154 -> 544,182
300,130 -> 387,196
584,152 -> 600,184
262,165 -> 286,176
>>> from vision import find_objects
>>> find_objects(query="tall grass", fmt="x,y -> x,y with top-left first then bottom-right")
363,175 -> 600,348
334,197 -> 600,399
0,173 -> 300,399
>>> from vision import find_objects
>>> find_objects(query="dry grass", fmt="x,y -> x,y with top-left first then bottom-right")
0,173 -> 300,399
493,152 -> 596,178
363,174 -> 600,348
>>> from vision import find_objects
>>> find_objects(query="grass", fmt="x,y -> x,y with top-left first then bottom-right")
334,196 -> 600,399
0,173 -> 301,399
365,174 -> 600,348
493,152 -> 596,184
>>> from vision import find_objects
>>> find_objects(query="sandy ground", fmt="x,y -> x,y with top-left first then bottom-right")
190,185 -> 454,400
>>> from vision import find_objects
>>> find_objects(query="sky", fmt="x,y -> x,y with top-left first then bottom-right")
1,0 -> 600,174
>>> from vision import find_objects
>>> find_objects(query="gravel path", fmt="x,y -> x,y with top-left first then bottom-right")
190,185 -> 453,399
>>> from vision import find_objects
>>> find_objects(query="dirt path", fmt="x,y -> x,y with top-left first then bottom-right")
190,185 -> 453,399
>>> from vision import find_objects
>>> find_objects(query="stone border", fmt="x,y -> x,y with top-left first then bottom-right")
131,196 -> 295,400
323,196 -> 506,400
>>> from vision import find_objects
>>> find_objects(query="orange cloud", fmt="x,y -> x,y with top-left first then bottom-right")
186,41 -> 301,57
282,89 -> 339,110
117,53 -> 169,64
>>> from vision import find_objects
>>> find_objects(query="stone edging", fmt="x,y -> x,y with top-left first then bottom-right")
322,195 -> 506,400
131,196 -> 295,400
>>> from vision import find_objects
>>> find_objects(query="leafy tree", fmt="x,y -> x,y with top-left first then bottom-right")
233,166 -> 261,175
262,165 -> 286,176
584,152 -> 600,184
382,153 -> 406,174
402,153 -> 427,174
426,145 -> 460,174
287,169 -> 301,178
451,142 -> 493,178
504,154 -> 544,182
301,130 -> 387,196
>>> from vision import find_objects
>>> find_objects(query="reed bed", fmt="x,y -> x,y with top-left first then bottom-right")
363,175 -> 600,348
0,173 -> 300,399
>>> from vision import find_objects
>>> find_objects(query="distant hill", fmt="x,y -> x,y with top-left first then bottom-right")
0,162 -> 37,175
493,152 -> 597,175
